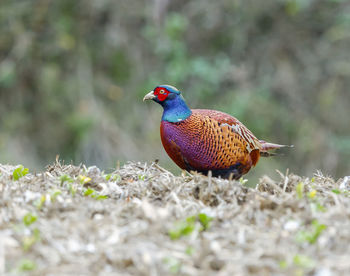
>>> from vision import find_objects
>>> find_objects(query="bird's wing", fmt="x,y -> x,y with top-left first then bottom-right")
193,109 -> 262,153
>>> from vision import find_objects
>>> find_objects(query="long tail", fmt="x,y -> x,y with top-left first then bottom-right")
259,140 -> 294,157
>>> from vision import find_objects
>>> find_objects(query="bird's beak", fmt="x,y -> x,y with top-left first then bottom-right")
143,91 -> 156,101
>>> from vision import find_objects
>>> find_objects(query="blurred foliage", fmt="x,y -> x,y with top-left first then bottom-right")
0,0 -> 349,182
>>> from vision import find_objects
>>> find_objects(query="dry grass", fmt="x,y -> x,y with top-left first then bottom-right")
0,160 -> 349,276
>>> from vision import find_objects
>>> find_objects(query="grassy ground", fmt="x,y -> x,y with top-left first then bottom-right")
1,160 -> 349,275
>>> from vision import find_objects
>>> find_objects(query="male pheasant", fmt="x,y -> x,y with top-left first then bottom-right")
144,85 -> 290,179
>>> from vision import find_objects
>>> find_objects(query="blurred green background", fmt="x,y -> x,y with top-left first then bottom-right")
0,0 -> 349,182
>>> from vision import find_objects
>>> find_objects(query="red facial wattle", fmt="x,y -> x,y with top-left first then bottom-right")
154,88 -> 170,101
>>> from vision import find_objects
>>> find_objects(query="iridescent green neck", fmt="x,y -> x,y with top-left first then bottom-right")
161,95 -> 192,123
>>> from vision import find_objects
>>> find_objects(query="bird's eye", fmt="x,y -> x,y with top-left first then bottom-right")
159,89 -> 165,94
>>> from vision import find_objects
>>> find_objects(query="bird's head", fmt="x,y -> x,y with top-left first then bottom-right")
143,85 -> 181,105
143,84 -> 191,122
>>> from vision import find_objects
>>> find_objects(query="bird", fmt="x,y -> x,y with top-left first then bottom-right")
143,85 -> 291,179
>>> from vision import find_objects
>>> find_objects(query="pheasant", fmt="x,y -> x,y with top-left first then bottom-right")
144,85 -> 291,179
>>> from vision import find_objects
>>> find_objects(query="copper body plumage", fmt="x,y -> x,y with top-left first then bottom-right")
144,85 -> 290,179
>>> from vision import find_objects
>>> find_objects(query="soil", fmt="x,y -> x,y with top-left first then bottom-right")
1,160 -> 349,275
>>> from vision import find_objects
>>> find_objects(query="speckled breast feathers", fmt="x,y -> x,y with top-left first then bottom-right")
160,109 -> 262,176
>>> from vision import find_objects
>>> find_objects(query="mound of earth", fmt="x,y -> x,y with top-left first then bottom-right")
1,161 -> 349,275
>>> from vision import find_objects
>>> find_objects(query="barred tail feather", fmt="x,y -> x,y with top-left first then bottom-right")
259,140 -> 293,157
260,151 -> 278,157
